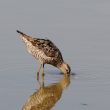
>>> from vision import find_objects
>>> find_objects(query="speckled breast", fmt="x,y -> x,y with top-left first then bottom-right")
26,44 -> 54,64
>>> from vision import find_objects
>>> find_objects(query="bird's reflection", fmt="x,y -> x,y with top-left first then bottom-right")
22,74 -> 70,110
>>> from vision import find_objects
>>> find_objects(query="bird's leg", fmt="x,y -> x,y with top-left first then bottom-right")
37,63 -> 42,80
42,64 -> 45,80
37,77 -> 44,88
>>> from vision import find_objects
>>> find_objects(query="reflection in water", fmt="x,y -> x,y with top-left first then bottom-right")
22,74 -> 70,110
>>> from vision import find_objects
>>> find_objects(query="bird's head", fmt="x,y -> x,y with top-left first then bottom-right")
59,62 -> 71,74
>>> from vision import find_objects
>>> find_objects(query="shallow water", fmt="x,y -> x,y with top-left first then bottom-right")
0,0 -> 110,110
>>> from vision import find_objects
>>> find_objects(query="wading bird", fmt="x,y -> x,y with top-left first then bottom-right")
17,30 -> 71,77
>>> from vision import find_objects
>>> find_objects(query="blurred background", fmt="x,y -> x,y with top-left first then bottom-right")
0,0 -> 110,110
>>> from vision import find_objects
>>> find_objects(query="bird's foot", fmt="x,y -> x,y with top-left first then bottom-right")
42,72 -> 45,76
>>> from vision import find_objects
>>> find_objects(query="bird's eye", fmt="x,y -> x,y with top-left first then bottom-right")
66,69 -> 69,73
66,67 -> 71,73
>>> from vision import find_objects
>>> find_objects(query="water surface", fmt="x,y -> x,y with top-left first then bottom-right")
0,0 -> 110,110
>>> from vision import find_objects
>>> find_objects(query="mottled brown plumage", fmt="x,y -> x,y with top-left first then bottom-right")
17,30 -> 71,76
31,38 -> 63,66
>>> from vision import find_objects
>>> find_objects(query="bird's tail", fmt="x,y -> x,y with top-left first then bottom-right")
16,30 -> 27,36
16,30 -> 33,42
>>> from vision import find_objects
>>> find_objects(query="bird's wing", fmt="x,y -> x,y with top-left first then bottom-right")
32,38 -> 63,59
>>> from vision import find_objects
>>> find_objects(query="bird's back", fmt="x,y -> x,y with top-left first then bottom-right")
17,30 -> 63,66
32,38 -> 64,65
